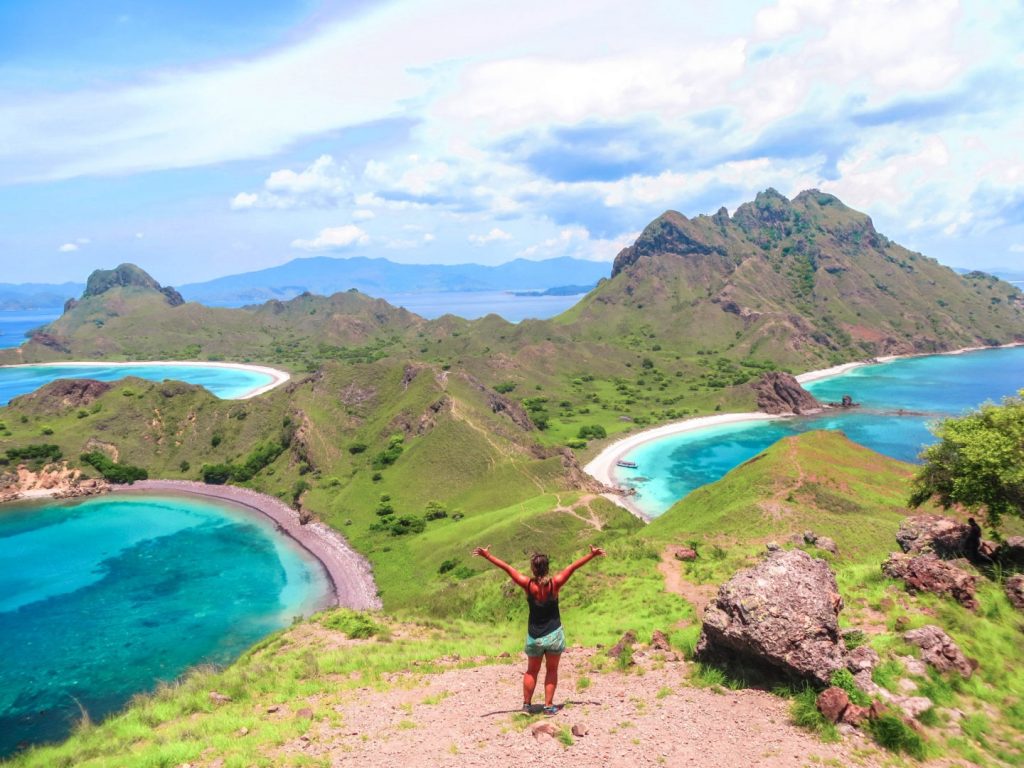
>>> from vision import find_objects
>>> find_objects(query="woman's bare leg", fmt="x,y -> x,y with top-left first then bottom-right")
543,652 -> 561,706
523,655 -> 543,705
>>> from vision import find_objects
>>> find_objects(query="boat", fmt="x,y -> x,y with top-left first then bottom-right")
616,460 -> 638,469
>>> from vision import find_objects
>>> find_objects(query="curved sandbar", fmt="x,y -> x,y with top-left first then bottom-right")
585,343 -> 1024,520
116,480 -> 381,611
584,412 -> 783,521
0,360 -> 290,399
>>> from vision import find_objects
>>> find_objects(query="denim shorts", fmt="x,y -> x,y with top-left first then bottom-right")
525,626 -> 566,657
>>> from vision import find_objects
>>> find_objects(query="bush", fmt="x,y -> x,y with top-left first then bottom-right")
5,444 -> 62,464
80,452 -> 148,484
179,460 -> 190,473
348,442 -> 368,455
390,515 -> 426,536
577,424 -> 607,440
438,558 -> 459,574
210,434 -> 222,448
372,435 -> 405,469
494,381 -> 516,394
321,609 -> 386,639
200,463 -> 233,484
424,501 -> 448,520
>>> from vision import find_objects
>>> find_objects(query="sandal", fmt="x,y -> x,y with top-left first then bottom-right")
542,705 -> 559,716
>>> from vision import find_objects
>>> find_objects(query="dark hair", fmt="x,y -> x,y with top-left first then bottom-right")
530,553 -> 550,582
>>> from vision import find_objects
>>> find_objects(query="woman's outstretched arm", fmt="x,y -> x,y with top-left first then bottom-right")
553,545 -> 605,587
473,545 -> 530,588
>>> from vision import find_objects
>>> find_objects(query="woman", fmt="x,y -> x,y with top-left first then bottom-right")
472,544 -> 605,714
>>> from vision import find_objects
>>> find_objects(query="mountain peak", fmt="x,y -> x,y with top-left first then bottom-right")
82,264 -> 184,306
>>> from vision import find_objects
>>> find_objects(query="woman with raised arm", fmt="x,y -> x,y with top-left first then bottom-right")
472,544 -> 605,715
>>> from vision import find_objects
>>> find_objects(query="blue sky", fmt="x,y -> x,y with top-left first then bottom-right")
1,0 -> 1023,284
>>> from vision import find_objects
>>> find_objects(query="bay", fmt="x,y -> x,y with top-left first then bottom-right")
616,346 -> 1024,518
0,493 -> 330,756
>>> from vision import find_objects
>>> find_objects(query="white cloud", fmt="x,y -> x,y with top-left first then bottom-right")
231,155 -> 348,210
291,225 -> 369,251
352,209 -> 376,221
468,228 -> 512,246
519,226 -> 638,262
1010,244 -> 1024,253
58,242 -> 78,252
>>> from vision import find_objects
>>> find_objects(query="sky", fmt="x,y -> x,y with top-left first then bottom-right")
1,0 -> 1023,285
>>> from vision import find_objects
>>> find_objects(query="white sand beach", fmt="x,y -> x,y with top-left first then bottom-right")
584,342 -> 1024,520
1,360 -> 291,399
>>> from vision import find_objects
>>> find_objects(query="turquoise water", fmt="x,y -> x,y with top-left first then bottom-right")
0,311 -> 60,350
0,494 -> 330,755
617,347 -> 1024,517
0,363 -> 277,405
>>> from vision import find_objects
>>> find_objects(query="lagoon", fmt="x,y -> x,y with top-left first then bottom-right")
0,493 -> 331,756
614,346 -> 1024,518
0,362 -> 286,406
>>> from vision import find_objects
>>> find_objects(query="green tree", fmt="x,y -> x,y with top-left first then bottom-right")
910,392 -> 1024,526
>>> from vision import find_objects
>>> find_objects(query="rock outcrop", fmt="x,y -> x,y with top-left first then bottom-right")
903,626 -> 976,678
696,549 -> 845,684
882,553 -> 979,610
83,263 -> 184,306
0,462 -> 109,503
997,536 -> 1024,570
752,372 -> 821,415
895,515 -> 972,558
1005,574 -> 1024,611
10,378 -> 112,411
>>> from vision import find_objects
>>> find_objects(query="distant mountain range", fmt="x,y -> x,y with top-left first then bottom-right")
176,256 -> 610,306
0,257 -> 610,310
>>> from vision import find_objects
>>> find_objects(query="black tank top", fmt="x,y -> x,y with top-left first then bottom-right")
527,581 -> 561,638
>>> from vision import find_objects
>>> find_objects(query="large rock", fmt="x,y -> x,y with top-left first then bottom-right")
752,372 -> 821,415
997,537 -> 1024,570
1006,574 -> 1024,611
903,625 -> 976,678
882,553 -> 979,611
696,549 -> 845,684
895,515 -> 971,558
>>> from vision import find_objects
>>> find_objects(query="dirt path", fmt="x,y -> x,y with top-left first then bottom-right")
658,549 -> 717,620
552,493 -> 605,531
268,648 -> 888,768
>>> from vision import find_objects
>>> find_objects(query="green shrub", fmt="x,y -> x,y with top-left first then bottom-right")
494,381 -> 516,394
867,713 -> 928,759
321,610 -> 386,639
438,558 -> 459,575
5,444 -> 62,464
348,442 -> 368,455
577,424 -> 607,440
372,435 -> 405,469
829,669 -> 870,706
80,452 -> 148,484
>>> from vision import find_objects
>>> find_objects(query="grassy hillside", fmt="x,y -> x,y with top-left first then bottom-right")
5,432 -> 1023,767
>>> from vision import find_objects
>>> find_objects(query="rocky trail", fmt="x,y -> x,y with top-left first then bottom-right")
257,647 -> 890,768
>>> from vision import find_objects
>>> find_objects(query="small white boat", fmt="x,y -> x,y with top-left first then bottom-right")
616,460 -> 638,469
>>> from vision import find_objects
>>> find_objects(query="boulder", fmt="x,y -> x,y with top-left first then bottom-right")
841,703 -> 871,726
845,645 -> 880,674
696,549 -> 845,684
752,372 -> 821,415
997,536 -> 1024,570
816,687 -> 850,723
895,515 -> 971,558
651,630 -> 672,652
881,553 -> 979,610
903,625 -> 976,678
608,630 -> 637,664
1005,574 -> 1024,611
672,546 -> 698,561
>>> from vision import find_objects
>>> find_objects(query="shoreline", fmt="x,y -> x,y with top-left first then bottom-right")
585,342 -> 1024,520
113,480 -> 380,612
0,360 -> 291,399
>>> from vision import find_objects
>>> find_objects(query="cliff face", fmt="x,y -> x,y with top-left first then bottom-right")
577,189 -> 1024,367
752,371 -> 821,415
0,462 -> 108,503
82,263 -> 185,307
